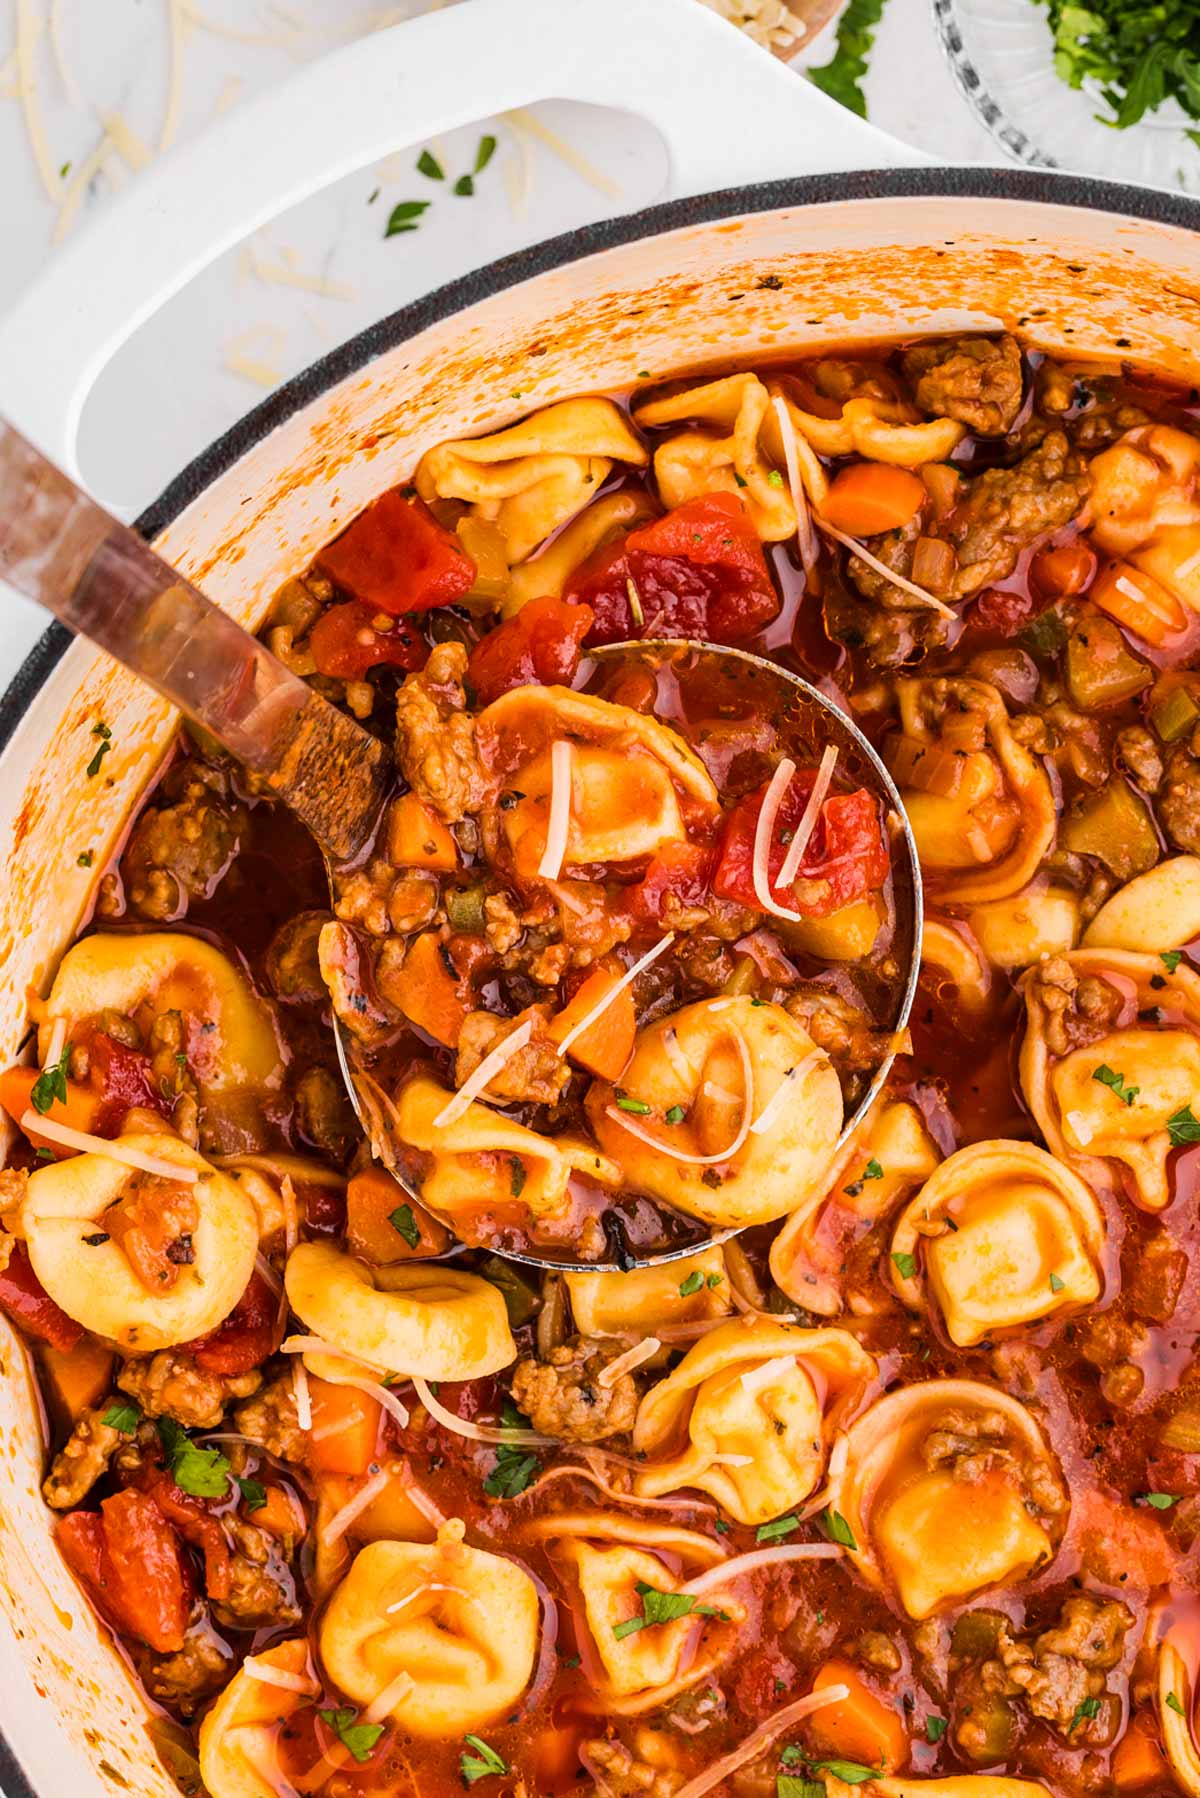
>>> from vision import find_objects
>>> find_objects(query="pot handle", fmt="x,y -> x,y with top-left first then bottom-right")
0,0 -> 923,480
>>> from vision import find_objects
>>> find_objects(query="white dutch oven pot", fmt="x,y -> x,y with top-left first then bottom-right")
0,0 -> 1199,1790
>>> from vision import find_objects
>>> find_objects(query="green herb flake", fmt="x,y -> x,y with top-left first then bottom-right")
1069,1696 -> 1101,1732
236,1477 -> 267,1511
1049,1272 -> 1066,1293
102,1403 -> 140,1434
756,1514 -> 799,1543
767,469 -> 785,488
926,1715 -> 947,1743
678,1269 -> 705,1297
454,173 -> 475,196
386,199 -> 431,237
1141,1491 -> 1179,1509
891,1250 -> 917,1280
822,1507 -> 857,1550
1162,950 -> 1184,972
714,1516 -> 731,1534
811,1762 -> 877,1785
707,1272 -> 723,1289
844,1156 -> 883,1197
483,1397 -> 539,1499
30,1041 -> 72,1115
461,1735 -> 507,1784
1168,1104 -> 1200,1147
612,1582 -> 729,1640
777,1779 -> 825,1798
389,1203 -> 421,1249
417,148 -> 444,179
318,1708 -> 384,1765
77,850 -> 94,867
156,1417 -> 231,1499
561,1653 -> 581,1669
475,133 -> 498,172
665,1104 -> 686,1125
1168,1691 -> 1187,1717
509,1156 -> 527,1199
1092,1063 -> 1139,1106
808,0 -> 890,118
615,1094 -> 652,1115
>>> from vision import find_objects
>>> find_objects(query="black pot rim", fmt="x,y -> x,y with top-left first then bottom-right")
2,155 -> 1200,1798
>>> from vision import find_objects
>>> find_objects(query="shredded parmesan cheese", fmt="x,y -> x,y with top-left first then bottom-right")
159,0 -> 188,155
385,1581 -> 471,1615
247,243 -> 355,300
253,1251 -> 283,1299
817,519 -> 957,618
291,1357 -> 312,1430
739,1354 -> 798,1396
49,0 -> 81,106
242,1654 -> 319,1696
100,110 -> 152,172
597,1338 -> 661,1387
503,107 -> 621,199
412,1375 -> 553,1446
1064,1109 -> 1095,1146
772,395 -> 818,576
750,759 -> 806,922
537,739 -> 574,880
555,934 -> 675,1061
320,1468 -> 392,1545
432,1018 -> 534,1128
41,1018 -> 66,1073
362,1668 -> 415,1725
672,1683 -> 852,1798
681,1542 -> 844,1602
279,1174 -> 299,1256
777,744 -> 839,888
749,1050 -> 821,1138
280,1336 -> 410,1429
19,1111 -> 199,1179
16,0 -> 63,201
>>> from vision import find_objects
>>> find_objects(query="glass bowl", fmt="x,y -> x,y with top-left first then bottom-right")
932,0 -> 1200,191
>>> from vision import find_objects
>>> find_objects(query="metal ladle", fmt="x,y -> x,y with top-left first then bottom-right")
0,423 -> 923,1275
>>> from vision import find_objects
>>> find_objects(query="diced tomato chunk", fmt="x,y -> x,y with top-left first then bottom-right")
309,600 -> 428,681
136,1464 -> 233,1601
58,1489 -> 190,1652
624,840 -> 714,924
566,493 -> 779,645
317,488 -> 476,616
713,771 -> 888,918
969,585 -> 1039,638
185,1269 -> 279,1375
90,1034 -> 168,1130
0,1242 -> 82,1351
467,596 -> 594,705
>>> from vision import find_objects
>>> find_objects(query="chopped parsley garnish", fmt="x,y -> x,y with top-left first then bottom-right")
1162,950 -> 1184,973
1093,1063 -> 1138,1106
1168,1105 -> 1200,1147
509,1156 -> 527,1199
86,721 -> 112,779
821,1507 -> 858,1550
1167,1691 -> 1187,1716
767,469 -> 785,488
714,1517 -> 731,1534
1032,1 -> 1200,135
665,1104 -> 686,1125
926,1715 -> 947,1743
318,1708 -> 384,1764
1069,1695 -> 1101,1732
756,1514 -> 799,1543
236,1477 -> 267,1511
844,1157 -> 884,1197
389,1203 -> 421,1249
77,850 -> 93,867
385,199 -> 431,237
417,148 -> 444,179
454,173 -> 475,196
708,1272 -> 723,1289
475,134 -> 498,172
891,1250 -> 917,1280
1140,1491 -> 1179,1509
810,1762 -> 877,1785
30,1042 -> 72,1115
461,1736 -> 507,1784
679,1270 -> 705,1297
101,1403 -> 140,1434
807,0 -> 890,118
612,1582 -> 729,1639
561,1653 -> 581,1669
615,1094 -> 652,1115
777,1779 -> 824,1798
483,1397 -> 539,1499
1049,1271 -> 1066,1293
156,1417 -> 231,1499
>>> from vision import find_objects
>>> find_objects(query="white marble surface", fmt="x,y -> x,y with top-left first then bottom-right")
0,0 -> 1000,682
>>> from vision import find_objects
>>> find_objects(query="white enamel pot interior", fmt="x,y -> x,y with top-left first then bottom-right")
2,1 -> 1200,1792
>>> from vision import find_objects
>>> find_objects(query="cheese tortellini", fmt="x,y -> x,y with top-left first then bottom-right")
476,685 -> 718,878
829,1782 -> 1051,1798
198,1638 -> 316,1798
826,1380 -> 1067,1620
783,392 -> 965,469
587,995 -> 842,1230
1083,855 -> 1200,953
887,679 -> 1056,906
1159,1628 -> 1200,1798
631,1319 -> 876,1524
285,1241 -> 515,1379
890,1140 -> 1104,1346
22,1137 -> 258,1350
504,491 -> 654,615
319,1521 -> 539,1737
41,931 -> 283,1099
527,1511 -> 733,1710
633,373 -> 801,541
414,397 -> 648,562
770,1098 -> 941,1313
565,1245 -> 730,1337
395,1075 -> 620,1221
1020,948 -> 1200,1210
